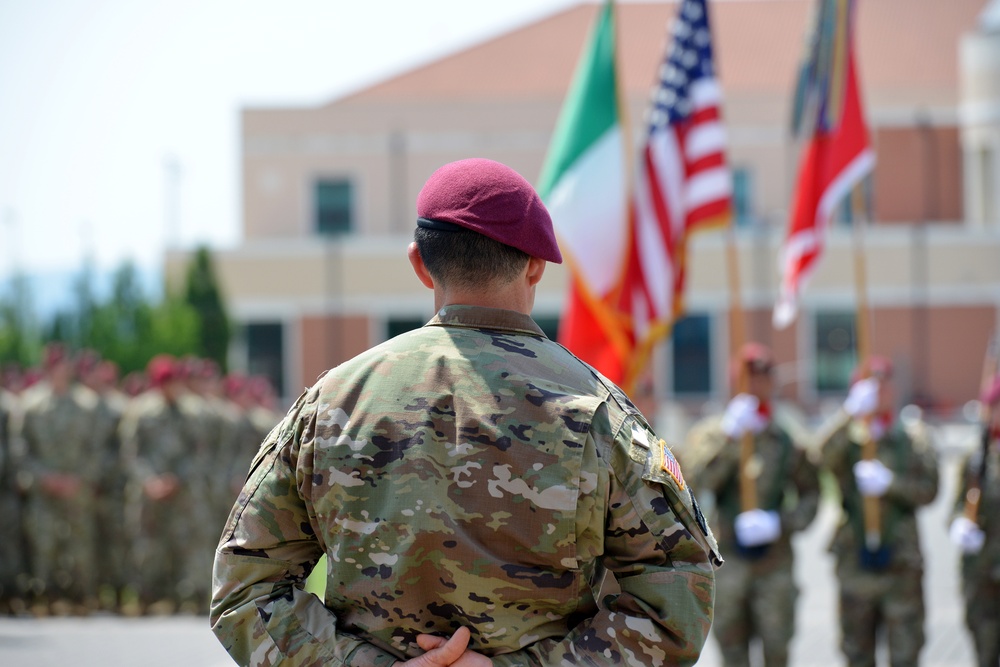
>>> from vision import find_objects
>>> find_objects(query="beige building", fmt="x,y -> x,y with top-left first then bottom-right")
166,0 -> 1000,420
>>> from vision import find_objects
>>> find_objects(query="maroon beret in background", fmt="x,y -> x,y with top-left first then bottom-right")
147,354 -> 179,387
416,158 -> 562,264
739,342 -> 774,372
851,355 -> 894,385
43,342 -> 71,371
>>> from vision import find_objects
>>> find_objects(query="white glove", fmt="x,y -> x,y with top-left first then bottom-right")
853,459 -> 894,497
721,393 -> 768,439
734,509 -> 782,547
949,516 -> 985,554
844,378 -> 880,417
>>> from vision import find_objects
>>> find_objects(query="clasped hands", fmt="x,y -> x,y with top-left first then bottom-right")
394,627 -> 492,667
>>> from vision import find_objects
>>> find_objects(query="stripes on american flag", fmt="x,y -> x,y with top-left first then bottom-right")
622,0 -> 731,384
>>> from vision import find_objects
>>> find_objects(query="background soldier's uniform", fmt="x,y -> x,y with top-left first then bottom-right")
687,414 -> 820,667
0,388 -> 25,610
12,381 -> 101,607
119,389 -> 205,610
953,436 -> 1000,667
212,305 -> 721,666
92,387 -> 128,607
820,413 -> 939,667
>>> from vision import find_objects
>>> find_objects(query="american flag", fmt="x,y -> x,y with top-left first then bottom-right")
621,0 -> 731,386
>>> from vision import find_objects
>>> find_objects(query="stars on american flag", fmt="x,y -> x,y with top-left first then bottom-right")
648,0 -> 716,130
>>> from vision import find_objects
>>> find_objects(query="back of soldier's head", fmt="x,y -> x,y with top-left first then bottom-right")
414,158 -> 561,290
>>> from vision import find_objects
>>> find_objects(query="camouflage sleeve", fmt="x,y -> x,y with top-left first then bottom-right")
210,388 -> 399,667
491,408 -> 721,667
683,420 -> 737,496
783,440 -> 821,533
951,454 -> 973,520
885,431 -> 939,509
818,411 -> 853,477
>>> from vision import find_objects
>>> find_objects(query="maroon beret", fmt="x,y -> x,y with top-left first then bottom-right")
729,342 -> 773,386
416,158 -> 562,263
147,354 -> 179,387
851,355 -> 894,385
43,343 -> 71,371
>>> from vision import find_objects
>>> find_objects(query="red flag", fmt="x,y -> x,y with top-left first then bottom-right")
620,0 -> 731,389
773,2 -> 875,329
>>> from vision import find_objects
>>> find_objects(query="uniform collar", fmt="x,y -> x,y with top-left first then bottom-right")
426,305 -> 546,337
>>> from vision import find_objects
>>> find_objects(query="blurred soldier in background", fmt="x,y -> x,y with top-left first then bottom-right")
11,343 -> 101,614
77,350 -> 130,611
950,374 -> 1000,667
119,354 -> 204,614
181,356 -> 234,613
686,343 -> 820,667
219,373 -> 261,520
246,374 -> 281,443
819,356 -> 939,667
0,376 -> 25,614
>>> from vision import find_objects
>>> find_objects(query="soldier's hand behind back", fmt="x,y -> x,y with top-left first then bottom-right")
395,627 -> 492,667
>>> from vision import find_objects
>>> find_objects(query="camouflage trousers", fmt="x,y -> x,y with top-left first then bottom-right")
835,560 -> 924,667
962,569 -> 1000,667
712,552 -> 797,667
126,488 -> 212,607
0,489 -> 26,600
22,489 -> 97,603
94,484 -> 128,592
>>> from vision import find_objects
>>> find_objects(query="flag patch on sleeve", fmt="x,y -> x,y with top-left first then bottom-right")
660,439 -> 686,490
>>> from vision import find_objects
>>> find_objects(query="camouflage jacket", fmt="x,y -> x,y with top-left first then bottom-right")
211,305 -> 721,667
685,413 -> 820,569
10,381 -> 101,488
820,412 -> 939,570
953,434 -> 1000,580
118,390 -> 205,483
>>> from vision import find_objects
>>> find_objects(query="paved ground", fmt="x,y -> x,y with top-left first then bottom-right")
0,424 -> 981,667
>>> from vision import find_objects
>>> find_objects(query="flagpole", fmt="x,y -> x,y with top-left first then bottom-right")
850,181 -> 880,551
610,0 -> 641,397
724,219 -> 758,512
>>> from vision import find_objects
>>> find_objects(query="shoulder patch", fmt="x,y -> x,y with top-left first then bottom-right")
632,422 -> 686,490
659,439 -> 686,491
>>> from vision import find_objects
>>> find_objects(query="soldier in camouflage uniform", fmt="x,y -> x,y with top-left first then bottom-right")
950,374 -> 1000,667
119,354 -> 205,613
0,383 -> 25,613
10,344 -> 102,612
182,356 -> 239,613
77,352 -> 130,610
211,158 -> 721,666
686,343 -> 820,667
819,357 -> 938,667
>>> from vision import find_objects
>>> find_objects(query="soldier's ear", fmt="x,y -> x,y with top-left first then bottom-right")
525,256 -> 546,287
407,242 -> 435,290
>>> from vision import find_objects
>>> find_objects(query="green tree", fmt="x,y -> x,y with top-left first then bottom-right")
183,245 -> 230,371
0,272 -> 41,367
80,260 -> 199,375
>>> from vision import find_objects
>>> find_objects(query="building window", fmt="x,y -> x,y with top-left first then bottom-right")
315,179 -> 353,235
815,311 -> 856,393
671,313 -> 711,394
732,167 -> 754,226
246,322 -> 284,398
385,316 -> 427,341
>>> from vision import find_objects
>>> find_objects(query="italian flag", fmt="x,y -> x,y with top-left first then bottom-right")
537,0 -> 631,384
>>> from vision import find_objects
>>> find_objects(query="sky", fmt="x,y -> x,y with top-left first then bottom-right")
0,0 -> 585,281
